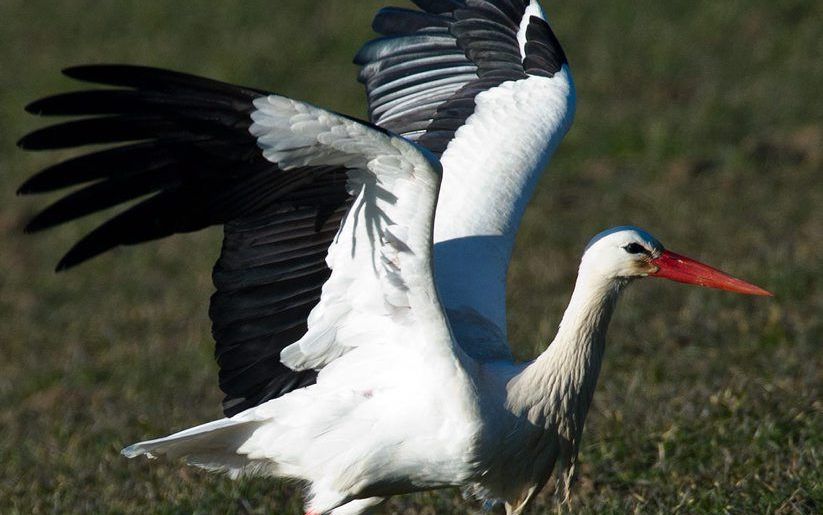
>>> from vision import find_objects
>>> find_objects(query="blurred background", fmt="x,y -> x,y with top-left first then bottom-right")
0,0 -> 820,513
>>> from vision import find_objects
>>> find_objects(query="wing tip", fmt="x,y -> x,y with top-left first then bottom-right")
24,98 -> 47,115
61,65 -> 86,78
55,243 -> 99,272
61,63 -> 167,87
54,233 -> 107,272
17,177 -> 45,196
16,128 -> 68,152
55,258 -> 73,273
23,215 -> 81,243
16,133 -> 35,150
22,221 -> 38,235
61,64 -> 120,81
61,65 -> 101,83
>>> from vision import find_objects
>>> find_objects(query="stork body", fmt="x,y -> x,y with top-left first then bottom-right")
121,227 -> 768,515
119,229 -> 616,514
18,1 -> 771,514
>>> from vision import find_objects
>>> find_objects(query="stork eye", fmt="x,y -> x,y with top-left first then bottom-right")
624,243 -> 648,255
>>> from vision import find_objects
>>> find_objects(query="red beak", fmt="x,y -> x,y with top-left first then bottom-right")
650,250 -> 772,296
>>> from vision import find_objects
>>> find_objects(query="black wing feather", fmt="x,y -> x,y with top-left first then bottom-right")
211,197 -> 349,416
19,65 -> 353,416
522,16 -> 567,77
358,0 -> 568,155
18,141 -> 176,194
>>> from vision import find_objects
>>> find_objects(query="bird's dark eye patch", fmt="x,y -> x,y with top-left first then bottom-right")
624,243 -> 648,255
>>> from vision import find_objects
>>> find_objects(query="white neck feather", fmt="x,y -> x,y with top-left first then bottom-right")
478,266 -> 624,506
510,266 -> 623,428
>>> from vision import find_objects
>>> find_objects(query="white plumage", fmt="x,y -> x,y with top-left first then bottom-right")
433,67 -> 575,347
123,221 -> 769,515
19,2 -> 771,514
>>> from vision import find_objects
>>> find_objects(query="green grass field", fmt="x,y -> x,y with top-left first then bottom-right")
1,1 -> 820,513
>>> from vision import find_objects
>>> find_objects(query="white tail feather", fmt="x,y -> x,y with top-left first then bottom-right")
122,418 -> 268,477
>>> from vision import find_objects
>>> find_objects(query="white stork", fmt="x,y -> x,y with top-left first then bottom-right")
18,1 -> 771,514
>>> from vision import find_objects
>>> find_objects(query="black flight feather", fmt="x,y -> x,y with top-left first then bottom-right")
19,65 -> 354,417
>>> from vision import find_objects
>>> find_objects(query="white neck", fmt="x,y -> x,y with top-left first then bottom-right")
477,266 -> 624,505
508,265 -> 624,430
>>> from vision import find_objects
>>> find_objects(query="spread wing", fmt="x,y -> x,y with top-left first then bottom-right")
18,65 -> 454,416
357,0 -> 575,359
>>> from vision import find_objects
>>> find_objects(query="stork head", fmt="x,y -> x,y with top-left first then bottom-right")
581,226 -> 772,296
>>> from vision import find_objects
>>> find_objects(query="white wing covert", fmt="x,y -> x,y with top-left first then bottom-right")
246,96 -> 455,371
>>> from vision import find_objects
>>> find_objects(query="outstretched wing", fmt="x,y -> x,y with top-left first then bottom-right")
357,0 -> 575,358
18,66 -> 452,416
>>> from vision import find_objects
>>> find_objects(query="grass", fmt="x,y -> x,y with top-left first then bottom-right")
1,0 -> 820,513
